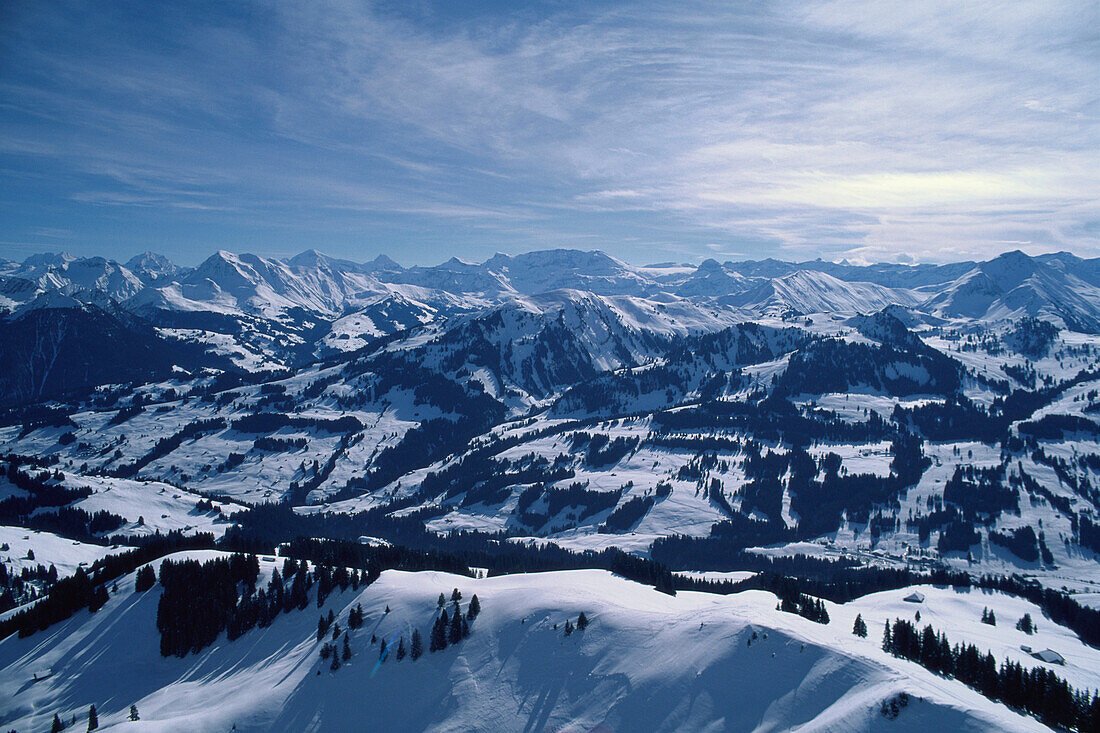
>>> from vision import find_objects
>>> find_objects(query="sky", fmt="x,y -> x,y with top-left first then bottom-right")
0,0 -> 1097,268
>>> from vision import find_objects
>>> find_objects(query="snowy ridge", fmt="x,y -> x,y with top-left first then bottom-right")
1,559 -> 1087,732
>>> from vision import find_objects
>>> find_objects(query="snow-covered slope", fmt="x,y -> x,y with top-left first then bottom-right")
1,559 -> 1083,732
924,251 -> 1100,332
729,270 -> 922,316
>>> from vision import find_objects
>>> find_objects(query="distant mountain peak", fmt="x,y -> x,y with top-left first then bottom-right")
367,254 -> 402,271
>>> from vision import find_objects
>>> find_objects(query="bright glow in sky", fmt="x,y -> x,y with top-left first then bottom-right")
0,0 -> 1097,266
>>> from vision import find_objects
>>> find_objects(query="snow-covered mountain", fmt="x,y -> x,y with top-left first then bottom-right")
125,251 -> 181,285
727,269 -> 922,316
924,250 -> 1100,332
4,246 -> 1100,732
8,248 -> 1100,340
2,558 -> 1090,732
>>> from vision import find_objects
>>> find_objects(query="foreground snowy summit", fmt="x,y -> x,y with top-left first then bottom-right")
2,554 -> 1093,732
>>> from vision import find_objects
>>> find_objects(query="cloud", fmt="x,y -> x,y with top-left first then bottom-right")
0,0 -> 1096,264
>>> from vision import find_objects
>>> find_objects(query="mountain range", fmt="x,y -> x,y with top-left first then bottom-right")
3,246 -> 1100,731
4,247 -> 1100,326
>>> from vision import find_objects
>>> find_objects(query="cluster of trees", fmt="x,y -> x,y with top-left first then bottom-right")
156,554 -> 261,656
517,480 -> 622,529
563,612 -> 588,635
936,517 -> 981,554
156,554 -> 373,656
570,433 -> 640,467
598,495 -> 655,533
231,412 -> 363,435
252,436 -> 308,452
653,396 -> 894,446
894,396 -> 1003,443
989,526 -> 1045,563
27,506 -> 126,543
429,590 -> 476,652
0,462 -> 93,526
48,703 -> 108,732
1017,413 -> 1100,440
776,338 -> 962,399
6,567 -> 109,638
0,531 -> 218,640
107,403 -> 143,426
942,465 -> 1019,523
0,460 -> 128,541
882,618 -> 1099,731
1077,515 -> 1100,554
358,408 -> 504,497
1003,317 -> 1059,358
771,577 -> 830,624
0,560 -> 58,613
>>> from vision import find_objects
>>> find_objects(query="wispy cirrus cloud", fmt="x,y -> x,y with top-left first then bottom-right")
0,0 -> 1095,265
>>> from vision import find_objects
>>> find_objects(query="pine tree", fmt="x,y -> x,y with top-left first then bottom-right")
318,615 -> 328,641
577,612 -> 588,630
564,619 -> 573,636
468,594 -> 480,620
89,584 -> 109,612
87,704 -> 98,731
349,603 -> 364,629
437,593 -> 446,609
1016,613 -> 1034,634
449,606 -> 464,644
51,713 -> 64,732
431,609 -> 449,652
283,558 -> 298,578
331,621 -> 341,641
411,629 -> 423,660
378,638 -> 387,660
330,653 -> 340,671
853,613 -> 867,637
451,588 -> 462,602
342,634 -> 352,661
396,636 -> 407,660
882,621 -> 892,653
135,565 -> 156,593
129,705 -> 140,721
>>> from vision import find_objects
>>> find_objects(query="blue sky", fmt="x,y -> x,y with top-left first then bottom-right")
0,0 -> 1097,267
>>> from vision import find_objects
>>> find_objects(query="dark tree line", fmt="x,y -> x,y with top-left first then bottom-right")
4,567 -> 108,638
0,530 -> 217,640
155,553 -> 375,656
226,505 -> 1100,648
599,495 -> 655,533
0,561 -> 57,612
882,618 -> 1099,731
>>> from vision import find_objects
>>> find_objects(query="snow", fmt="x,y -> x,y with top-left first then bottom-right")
0,526 -> 124,578
54,473 -> 244,538
0,560 -> 1075,732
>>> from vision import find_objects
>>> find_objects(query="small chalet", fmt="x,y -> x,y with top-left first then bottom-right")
1031,649 -> 1065,665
